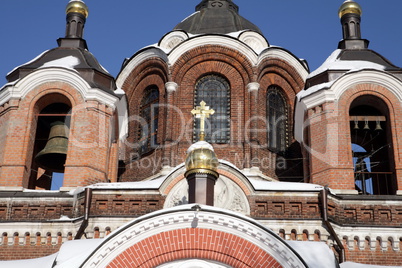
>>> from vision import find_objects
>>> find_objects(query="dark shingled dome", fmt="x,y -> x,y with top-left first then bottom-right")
174,0 -> 262,35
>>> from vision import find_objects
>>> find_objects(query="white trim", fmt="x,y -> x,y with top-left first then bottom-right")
295,70 -> 402,142
81,205 -> 307,268
165,81 -> 178,93
116,48 -> 169,89
0,68 -> 119,109
258,48 -> 309,80
247,82 -> 260,92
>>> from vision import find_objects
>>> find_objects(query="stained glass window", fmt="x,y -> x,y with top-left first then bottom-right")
138,87 -> 159,155
194,75 -> 230,143
267,86 -> 287,153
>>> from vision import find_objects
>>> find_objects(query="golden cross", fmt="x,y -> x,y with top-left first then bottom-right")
191,100 -> 215,141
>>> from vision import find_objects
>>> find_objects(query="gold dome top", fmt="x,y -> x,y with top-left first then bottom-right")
66,0 -> 89,18
338,0 -> 362,18
185,141 -> 219,176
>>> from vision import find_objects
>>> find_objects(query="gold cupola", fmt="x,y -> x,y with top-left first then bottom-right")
66,0 -> 89,18
185,101 -> 219,206
185,141 -> 219,177
338,0 -> 362,18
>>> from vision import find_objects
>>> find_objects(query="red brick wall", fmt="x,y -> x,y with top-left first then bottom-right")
107,228 -> 282,268
120,45 -> 306,181
306,84 -> 402,192
0,82 -> 117,188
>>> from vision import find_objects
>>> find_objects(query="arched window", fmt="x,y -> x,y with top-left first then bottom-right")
138,86 -> 159,155
267,86 -> 288,153
194,74 -> 230,143
349,96 -> 396,195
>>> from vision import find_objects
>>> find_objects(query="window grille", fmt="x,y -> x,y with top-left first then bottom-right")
194,75 -> 230,143
138,87 -> 159,155
267,86 -> 288,153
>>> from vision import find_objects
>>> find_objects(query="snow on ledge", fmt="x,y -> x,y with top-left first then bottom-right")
249,178 -> 323,191
340,262 -> 402,268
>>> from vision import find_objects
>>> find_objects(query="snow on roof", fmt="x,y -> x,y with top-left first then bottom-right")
53,239 -> 104,268
187,140 -> 215,153
40,55 -> 80,71
340,262 -> 402,268
308,49 -> 386,79
297,80 -> 335,101
6,50 -> 50,77
286,241 -> 338,268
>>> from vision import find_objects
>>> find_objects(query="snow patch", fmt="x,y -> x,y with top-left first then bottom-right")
308,49 -> 386,79
249,178 -> 323,191
6,50 -> 50,76
40,56 -> 80,70
340,262 -> 402,268
297,80 -> 335,101
287,241 -> 338,268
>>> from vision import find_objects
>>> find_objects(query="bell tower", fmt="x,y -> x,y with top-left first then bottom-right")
0,1 -> 119,190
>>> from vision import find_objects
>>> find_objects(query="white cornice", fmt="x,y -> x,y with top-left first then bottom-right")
258,48 -> 309,80
0,68 -> 119,109
116,48 -> 169,89
295,70 -> 402,142
81,205 -> 307,268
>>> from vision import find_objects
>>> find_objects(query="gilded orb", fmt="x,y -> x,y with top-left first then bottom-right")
185,141 -> 219,176
338,0 -> 362,18
66,0 -> 89,18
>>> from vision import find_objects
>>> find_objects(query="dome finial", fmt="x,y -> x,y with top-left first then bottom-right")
338,0 -> 362,18
185,101 -> 219,205
66,0 -> 89,18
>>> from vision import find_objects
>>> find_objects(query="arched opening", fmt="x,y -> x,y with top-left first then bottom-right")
194,74 -> 230,143
29,98 -> 71,190
349,96 -> 396,195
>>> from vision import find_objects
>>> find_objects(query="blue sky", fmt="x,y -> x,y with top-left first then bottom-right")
1,0 -> 402,85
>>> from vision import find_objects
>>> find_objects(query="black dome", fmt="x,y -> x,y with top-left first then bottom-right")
174,0 -> 262,35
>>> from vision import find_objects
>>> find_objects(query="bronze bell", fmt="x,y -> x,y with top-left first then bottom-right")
35,121 -> 69,172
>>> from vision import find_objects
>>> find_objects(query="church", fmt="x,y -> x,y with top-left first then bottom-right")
0,0 -> 401,267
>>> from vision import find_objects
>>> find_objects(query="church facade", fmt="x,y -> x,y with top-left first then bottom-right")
0,0 -> 401,267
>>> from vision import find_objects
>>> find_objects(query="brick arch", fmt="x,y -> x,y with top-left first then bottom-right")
106,228 -> 282,268
0,84 -> 84,188
81,206 -> 307,268
172,59 -> 248,146
171,45 -> 254,85
122,61 -> 169,180
121,58 -> 169,95
338,85 -> 402,193
257,58 -> 305,95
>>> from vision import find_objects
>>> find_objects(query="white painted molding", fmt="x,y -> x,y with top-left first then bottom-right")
0,68 -> 119,109
159,31 -> 189,51
258,48 -> 309,81
116,48 -> 169,89
238,31 -> 269,54
165,81 -> 178,93
246,82 -> 260,92
81,205 -> 307,268
295,70 -> 402,142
